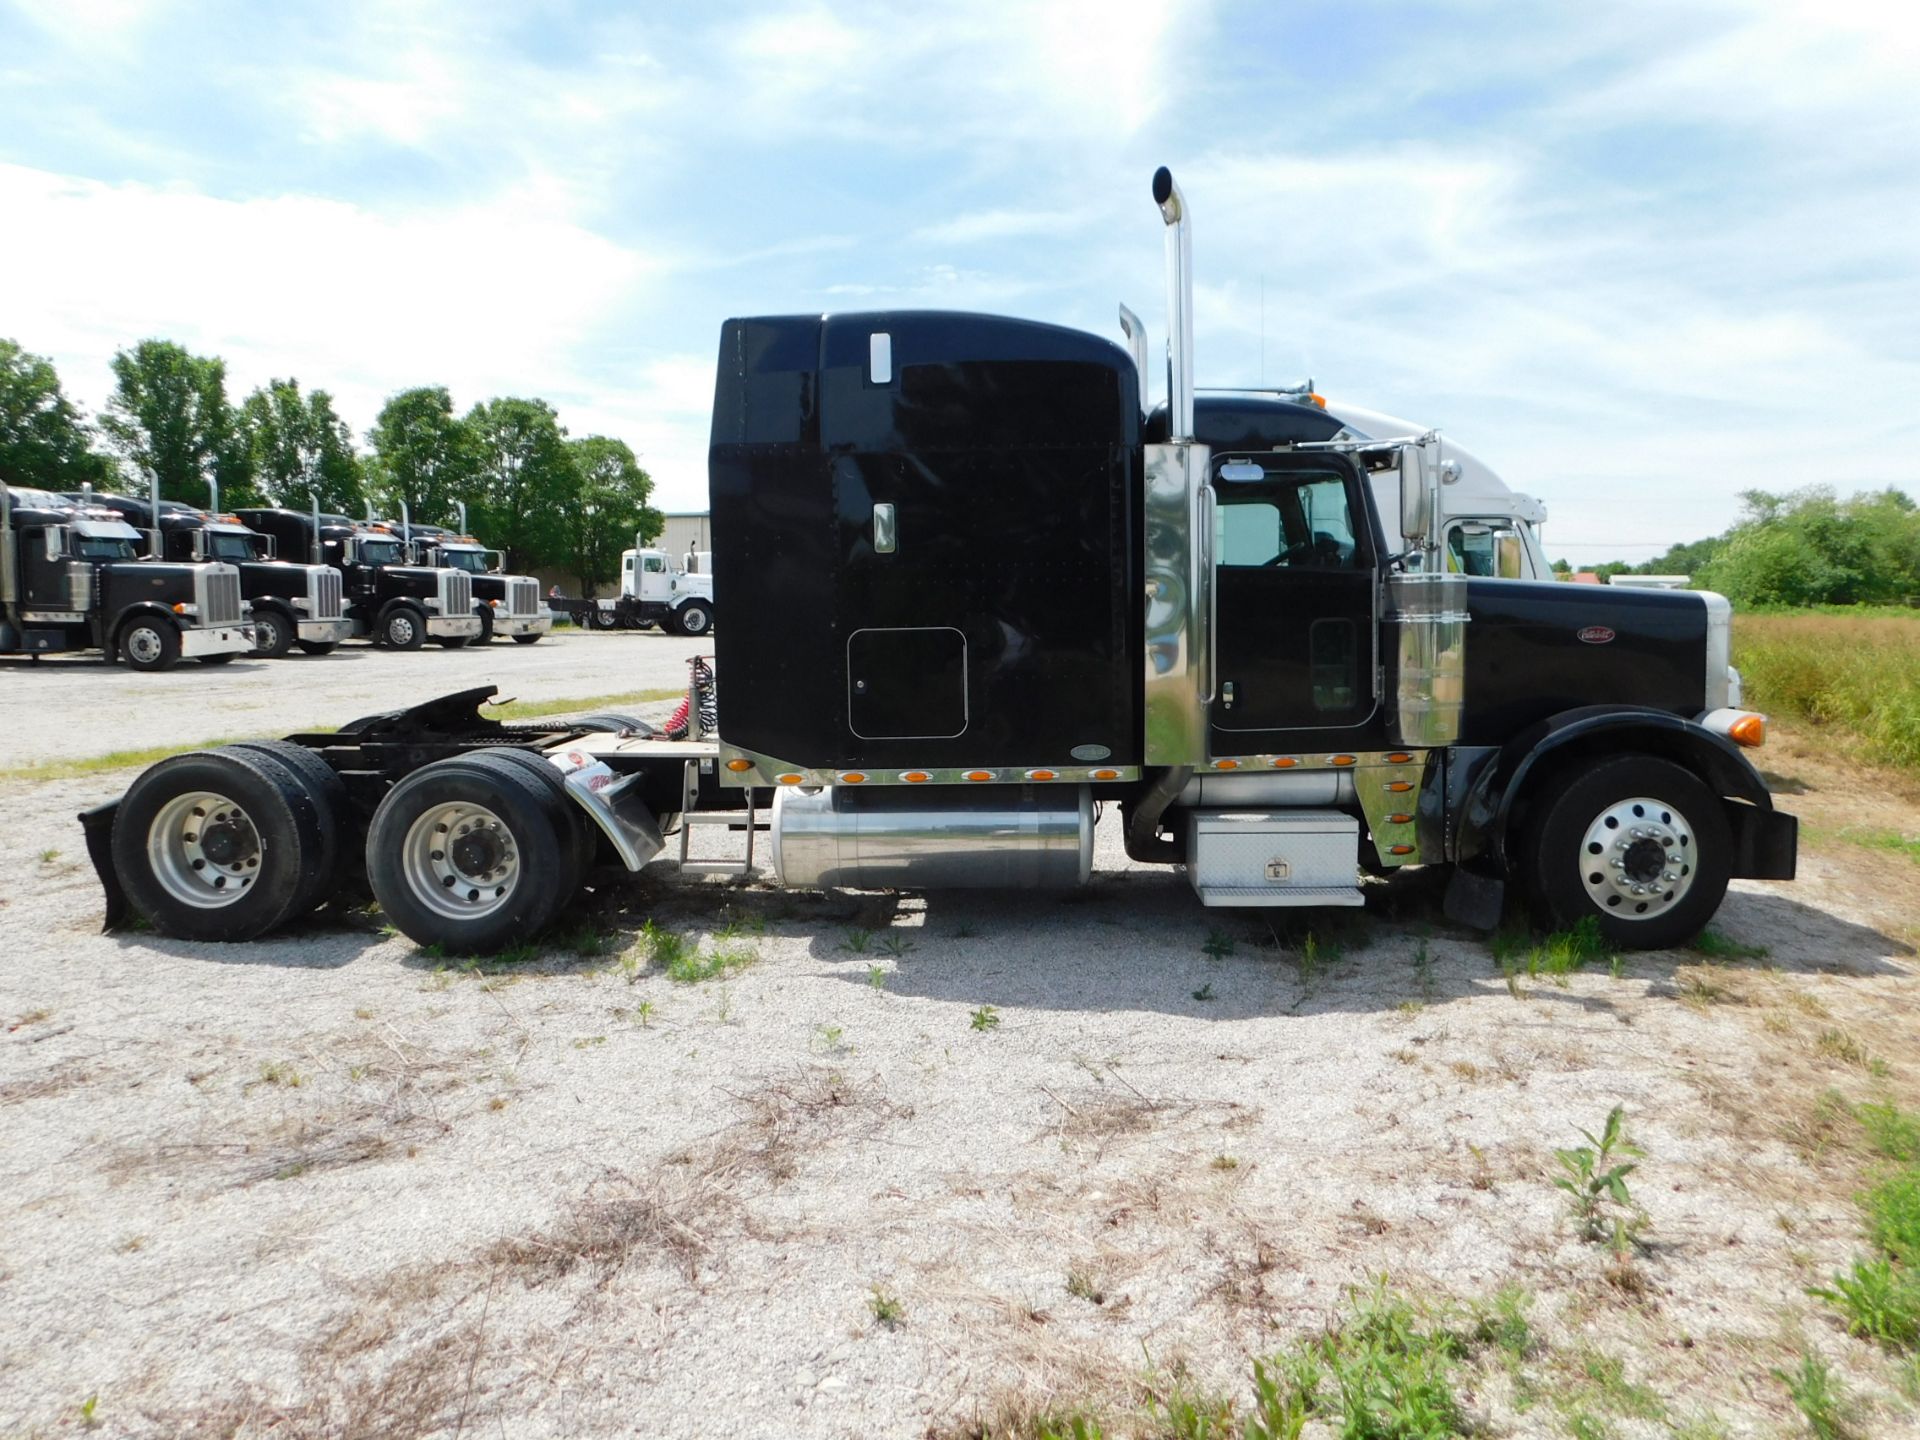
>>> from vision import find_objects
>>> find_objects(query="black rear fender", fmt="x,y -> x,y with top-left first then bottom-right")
79,801 -> 129,931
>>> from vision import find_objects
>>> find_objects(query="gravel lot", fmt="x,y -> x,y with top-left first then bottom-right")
1,713 -> 1917,1437
0,628 -> 707,767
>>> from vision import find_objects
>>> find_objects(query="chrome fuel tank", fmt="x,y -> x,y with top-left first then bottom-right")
772,785 -> 1094,890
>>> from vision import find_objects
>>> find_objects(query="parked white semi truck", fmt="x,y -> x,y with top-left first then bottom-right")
553,543 -> 715,636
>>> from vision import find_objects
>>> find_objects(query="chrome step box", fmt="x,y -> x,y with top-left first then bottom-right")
1184,809 -> 1364,908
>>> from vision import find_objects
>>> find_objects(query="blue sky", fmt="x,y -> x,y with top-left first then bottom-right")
1,0 -> 1915,559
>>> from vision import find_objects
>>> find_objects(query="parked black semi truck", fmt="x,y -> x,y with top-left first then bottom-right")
388,519 -> 552,645
79,168 -> 1796,954
73,492 -> 352,659
2,481 -> 254,670
234,506 -> 481,650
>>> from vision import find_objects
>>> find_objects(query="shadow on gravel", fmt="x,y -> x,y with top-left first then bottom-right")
109,910 -> 391,969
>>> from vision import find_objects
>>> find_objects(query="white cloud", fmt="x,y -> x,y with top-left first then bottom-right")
911,208 -> 1089,247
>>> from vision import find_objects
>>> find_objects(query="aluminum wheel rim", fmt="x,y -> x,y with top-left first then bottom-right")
1579,795 -> 1696,920
683,607 -> 709,632
146,791 -> 261,909
126,625 -> 164,665
401,801 -> 521,920
389,614 -> 417,645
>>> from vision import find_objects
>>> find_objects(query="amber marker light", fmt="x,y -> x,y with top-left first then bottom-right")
1389,844 -> 1416,856
1214,759 -> 1240,770
1728,714 -> 1767,748
776,773 -> 804,785
1025,769 -> 1058,782
1091,768 -> 1120,781
839,772 -> 867,784
1385,780 -> 1413,793
964,770 -> 994,782
1273,757 -> 1298,769
901,771 -> 931,783
1388,813 -> 1414,825
724,758 -> 752,773
1386,752 -> 1413,764
1331,754 -> 1357,767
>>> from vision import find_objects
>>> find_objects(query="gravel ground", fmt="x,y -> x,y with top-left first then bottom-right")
0,628 -> 707,767
1,722 -> 1918,1438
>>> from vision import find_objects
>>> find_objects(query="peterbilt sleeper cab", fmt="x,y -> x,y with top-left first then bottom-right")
79,168 -> 1796,957
72,493 -> 352,660
1,483 -> 253,671
233,507 -> 481,650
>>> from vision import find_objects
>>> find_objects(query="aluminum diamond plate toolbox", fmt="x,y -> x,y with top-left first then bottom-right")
1184,809 -> 1364,908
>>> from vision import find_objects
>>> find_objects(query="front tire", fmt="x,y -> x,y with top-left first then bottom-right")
119,616 -> 181,673
380,606 -> 426,650
473,605 -> 495,644
252,608 -> 295,660
1518,754 -> 1732,950
674,601 -> 712,637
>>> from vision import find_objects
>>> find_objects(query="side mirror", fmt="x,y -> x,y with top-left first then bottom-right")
1398,447 -> 1429,542
189,531 -> 208,562
43,525 -> 68,560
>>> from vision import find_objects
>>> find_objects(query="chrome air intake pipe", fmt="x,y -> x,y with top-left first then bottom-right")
147,467 -> 162,559
311,493 -> 324,563
1118,304 -> 1149,392
772,786 -> 1094,889
1153,166 -> 1194,442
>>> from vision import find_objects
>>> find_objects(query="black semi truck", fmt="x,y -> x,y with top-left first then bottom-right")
79,168 -> 1795,954
389,518 -> 552,645
2,481 -> 254,670
234,505 -> 481,651
74,492 -> 352,659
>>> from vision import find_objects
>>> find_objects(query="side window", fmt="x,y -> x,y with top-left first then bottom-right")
1446,520 -> 1524,578
643,555 -> 666,574
1219,500 -> 1282,566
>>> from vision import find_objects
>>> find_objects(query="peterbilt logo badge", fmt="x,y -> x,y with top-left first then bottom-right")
1577,626 -> 1616,645
1264,858 -> 1291,882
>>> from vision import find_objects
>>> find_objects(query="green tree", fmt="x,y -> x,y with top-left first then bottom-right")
1697,485 -> 1920,606
239,379 -> 365,515
0,339 -> 112,489
463,397 -> 573,569
562,436 -> 660,596
365,387 -> 474,527
98,340 -> 252,508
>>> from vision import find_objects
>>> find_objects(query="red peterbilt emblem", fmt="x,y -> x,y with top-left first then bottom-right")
1577,626 -> 1616,644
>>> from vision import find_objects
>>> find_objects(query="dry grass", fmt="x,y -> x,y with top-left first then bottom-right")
484,1170 -> 732,1286
0,1062 -> 91,1105
1736,613 -> 1920,772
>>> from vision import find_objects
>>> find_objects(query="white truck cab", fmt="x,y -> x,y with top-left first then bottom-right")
603,548 -> 715,636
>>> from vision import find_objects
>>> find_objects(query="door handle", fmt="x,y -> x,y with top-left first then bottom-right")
873,503 -> 897,554
1196,482 -> 1216,703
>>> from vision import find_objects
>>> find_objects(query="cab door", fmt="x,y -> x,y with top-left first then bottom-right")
1210,452 -> 1381,753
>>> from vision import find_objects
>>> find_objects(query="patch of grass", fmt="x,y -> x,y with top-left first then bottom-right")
1813,1027 -> 1880,1071
1833,827 -> 1920,863
256,1061 -> 304,1088
667,942 -> 757,985
493,941 -> 541,966
813,1024 -> 848,1055
573,1035 -> 606,1049
1735,611 -> 1920,773
1191,982 -> 1216,1002
37,846 -> 60,863
868,1285 -> 905,1330
1211,1154 -> 1240,1171
79,1393 -> 100,1430
1809,1257 -> 1920,1347
1771,1351 -> 1857,1440
970,1005 -> 1001,1033
866,964 -> 888,990
1202,927 -> 1236,960
1065,1267 -> 1105,1305
1461,1285 -> 1533,1362
0,730 -> 325,782
951,921 -> 980,939
877,933 -> 915,958
559,923 -> 617,958
1495,916 -> 1614,985
839,927 -> 873,954
485,687 -> 681,724
1689,927 -> 1770,961
1864,1167 -> 1920,1263
1575,1351 -> 1664,1421
1858,1101 -> 1920,1163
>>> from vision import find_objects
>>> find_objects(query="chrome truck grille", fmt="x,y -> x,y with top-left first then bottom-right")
309,565 -> 344,620
196,567 -> 245,626
439,569 -> 473,615
505,576 -> 538,616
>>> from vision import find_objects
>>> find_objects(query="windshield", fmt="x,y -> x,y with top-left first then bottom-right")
207,533 -> 260,561
442,548 -> 489,573
358,538 -> 403,566
75,535 -> 137,562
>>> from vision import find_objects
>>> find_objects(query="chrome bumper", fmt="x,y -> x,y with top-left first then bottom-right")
297,618 -> 355,644
180,624 -> 255,659
493,611 -> 553,638
426,614 -> 483,639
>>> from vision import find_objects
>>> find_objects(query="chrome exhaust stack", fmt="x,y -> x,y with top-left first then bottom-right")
1153,165 -> 1195,442
310,493 -> 323,564
0,480 -> 15,605
147,467 -> 163,559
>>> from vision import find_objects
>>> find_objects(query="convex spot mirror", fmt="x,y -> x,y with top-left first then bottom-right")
1218,462 -> 1265,482
1398,447 -> 1429,542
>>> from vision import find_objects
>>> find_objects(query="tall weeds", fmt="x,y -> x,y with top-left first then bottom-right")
1734,614 -> 1920,773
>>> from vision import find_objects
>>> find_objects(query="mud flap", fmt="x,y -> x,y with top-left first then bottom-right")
1443,864 -> 1505,932
78,801 -> 129,932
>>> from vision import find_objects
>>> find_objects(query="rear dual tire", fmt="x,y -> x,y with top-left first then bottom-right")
366,750 -> 590,954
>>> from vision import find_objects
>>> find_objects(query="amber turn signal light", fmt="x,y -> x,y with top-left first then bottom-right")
725,758 -> 753,773
1728,713 -> 1767,748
